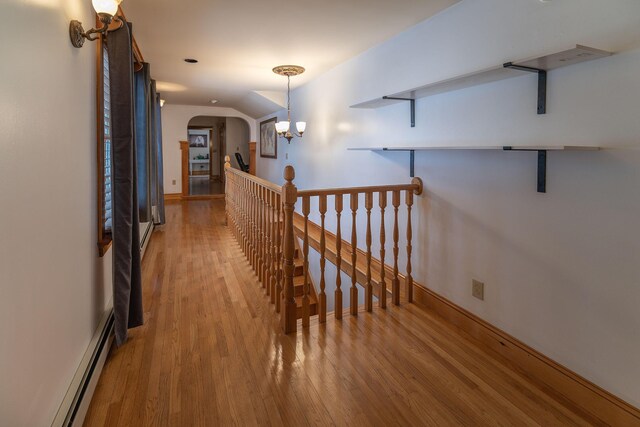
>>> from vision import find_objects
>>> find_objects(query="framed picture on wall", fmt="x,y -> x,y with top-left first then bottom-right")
188,132 -> 208,148
260,117 -> 277,159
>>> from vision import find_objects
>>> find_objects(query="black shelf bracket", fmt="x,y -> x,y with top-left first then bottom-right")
383,148 -> 416,177
503,147 -> 547,193
503,62 -> 547,114
383,96 -> 416,127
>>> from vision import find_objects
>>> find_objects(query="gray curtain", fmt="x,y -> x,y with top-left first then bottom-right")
151,81 -> 165,224
108,21 -> 143,346
133,64 -> 165,225
134,63 -> 152,222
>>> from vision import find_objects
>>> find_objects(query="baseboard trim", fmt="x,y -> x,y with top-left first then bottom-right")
413,283 -> 640,426
52,224 -> 156,426
164,193 -> 182,202
182,194 -> 225,200
163,193 -> 224,202
52,309 -> 114,427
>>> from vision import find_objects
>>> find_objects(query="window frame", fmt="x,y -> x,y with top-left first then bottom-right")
97,29 -> 112,257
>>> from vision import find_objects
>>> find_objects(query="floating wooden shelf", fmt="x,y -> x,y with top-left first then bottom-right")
348,145 -> 601,193
350,45 -> 613,123
348,146 -> 601,152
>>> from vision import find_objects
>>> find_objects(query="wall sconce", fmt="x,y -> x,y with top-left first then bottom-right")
69,0 -> 123,48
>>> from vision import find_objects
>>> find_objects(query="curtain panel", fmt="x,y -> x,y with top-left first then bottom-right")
151,79 -> 165,225
107,21 -> 144,346
134,63 -> 152,223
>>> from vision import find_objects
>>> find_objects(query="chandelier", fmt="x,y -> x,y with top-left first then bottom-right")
273,65 -> 306,143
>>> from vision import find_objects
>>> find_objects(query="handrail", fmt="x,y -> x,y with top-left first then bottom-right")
297,179 -> 423,197
224,155 -> 421,334
225,164 -> 283,193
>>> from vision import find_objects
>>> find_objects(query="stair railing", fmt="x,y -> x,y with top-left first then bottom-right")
224,156 -> 422,334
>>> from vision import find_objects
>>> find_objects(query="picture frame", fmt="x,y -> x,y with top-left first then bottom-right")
188,131 -> 209,148
260,117 -> 277,159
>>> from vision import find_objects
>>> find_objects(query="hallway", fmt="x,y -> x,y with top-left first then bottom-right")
84,200 -> 596,426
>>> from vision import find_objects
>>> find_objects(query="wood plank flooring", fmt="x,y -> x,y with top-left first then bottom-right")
83,200 -> 596,426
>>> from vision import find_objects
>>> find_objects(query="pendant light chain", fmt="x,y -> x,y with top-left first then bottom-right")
287,74 -> 291,122
272,64 -> 305,143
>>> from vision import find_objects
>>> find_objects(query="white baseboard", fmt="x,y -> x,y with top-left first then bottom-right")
51,307 -> 114,427
52,224 -> 155,426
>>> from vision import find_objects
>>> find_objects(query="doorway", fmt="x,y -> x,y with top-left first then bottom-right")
186,116 -> 250,196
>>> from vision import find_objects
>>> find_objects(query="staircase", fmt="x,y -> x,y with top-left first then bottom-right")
292,237 -> 319,318
292,213 -> 400,303
224,157 -> 421,333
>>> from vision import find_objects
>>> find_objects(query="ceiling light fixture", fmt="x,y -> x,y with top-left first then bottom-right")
69,0 -> 123,48
184,58 -> 198,64
273,65 -> 306,143
210,99 -> 218,104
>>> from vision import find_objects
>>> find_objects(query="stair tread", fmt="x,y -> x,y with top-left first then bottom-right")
292,214 -> 402,299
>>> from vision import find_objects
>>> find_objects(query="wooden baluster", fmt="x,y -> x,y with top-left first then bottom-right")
269,191 -> 277,303
406,190 -> 414,303
365,192 -> 373,312
281,166 -> 298,334
247,181 -> 252,264
302,196 -> 311,328
224,156 -> 230,225
255,185 -> 260,279
392,190 -> 401,305
253,182 -> 258,271
244,179 -> 249,257
265,188 -> 271,296
249,181 -> 254,268
275,192 -> 283,313
350,193 -> 358,316
260,186 -> 266,286
335,194 -> 343,319
318,194 -> 327,323
241,178 -> 246,255
379,191 -> 387,309
259,185 -> 265,284
262,187 -> 271,288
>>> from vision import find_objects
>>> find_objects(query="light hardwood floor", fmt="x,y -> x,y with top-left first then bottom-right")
84,200 -> 598,426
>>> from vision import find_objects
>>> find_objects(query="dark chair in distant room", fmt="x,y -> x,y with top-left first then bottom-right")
235,152 -> 250,173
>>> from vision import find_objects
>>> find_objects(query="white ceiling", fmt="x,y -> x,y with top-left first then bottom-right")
123,0 -> 459,118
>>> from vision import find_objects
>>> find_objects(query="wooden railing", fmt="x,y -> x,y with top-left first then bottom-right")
224,156 -> 423,333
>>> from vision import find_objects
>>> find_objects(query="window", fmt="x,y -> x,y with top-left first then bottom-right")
98,40 -> 113,256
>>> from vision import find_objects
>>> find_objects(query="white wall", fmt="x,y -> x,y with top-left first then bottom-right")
0,1 -> 113,425
257,0 -> 640,407
226,117 -> 250,170
161,104 -> 256,193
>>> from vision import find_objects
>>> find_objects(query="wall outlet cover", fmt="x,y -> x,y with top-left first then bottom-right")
472,279 -> 484,301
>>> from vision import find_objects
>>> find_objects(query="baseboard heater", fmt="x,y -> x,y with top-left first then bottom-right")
52,309 -> 114,427
53,224 -> 153,426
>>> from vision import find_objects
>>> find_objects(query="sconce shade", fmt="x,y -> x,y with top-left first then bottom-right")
296,122 -> 306,133
275,121 -> 290,134
92,0 -> 119,16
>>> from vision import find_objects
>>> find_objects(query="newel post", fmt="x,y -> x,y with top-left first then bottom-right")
281,165 -> 298,334
224,155 -> 231,226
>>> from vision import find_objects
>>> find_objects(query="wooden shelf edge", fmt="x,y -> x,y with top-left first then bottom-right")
347,145 -> 602,151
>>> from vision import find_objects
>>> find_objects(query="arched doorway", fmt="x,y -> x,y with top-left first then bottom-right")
185,116 -> 250,196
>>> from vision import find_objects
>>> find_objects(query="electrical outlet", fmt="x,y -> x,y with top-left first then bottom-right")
172,179 -> 176,185
472,279 -> 484,300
